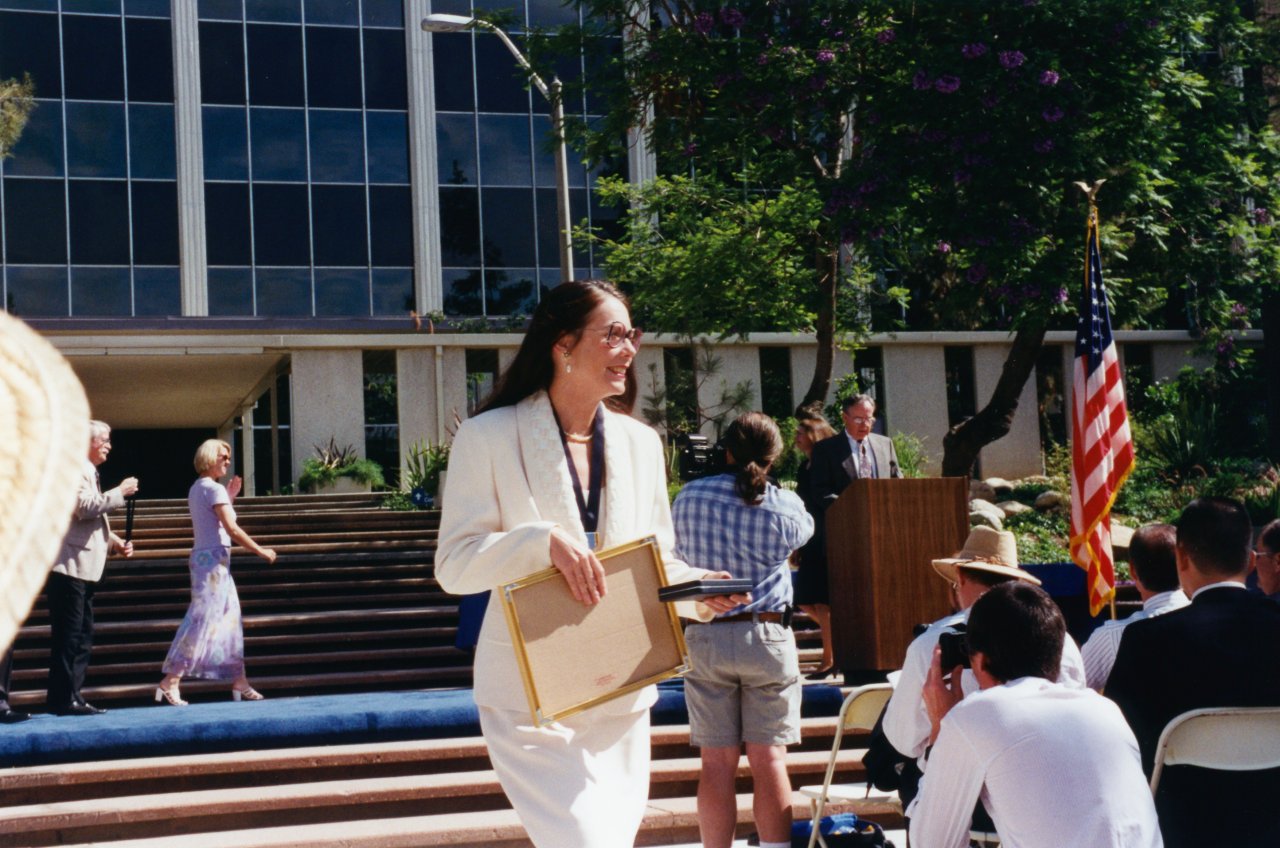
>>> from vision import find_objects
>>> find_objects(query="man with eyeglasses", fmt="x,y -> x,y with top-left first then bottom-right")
46,420 -> 139,716
1252,518 -> 1280,603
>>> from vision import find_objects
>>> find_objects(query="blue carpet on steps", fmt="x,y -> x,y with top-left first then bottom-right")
0,681 -> 845,769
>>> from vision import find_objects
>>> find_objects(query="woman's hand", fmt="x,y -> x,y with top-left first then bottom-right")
226,475 -> 243,500
260,548 -> 278,565
549,526 -> 607,604
699,570 -> 752,614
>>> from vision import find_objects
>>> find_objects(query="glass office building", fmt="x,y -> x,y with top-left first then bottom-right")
0,0 -> 621,320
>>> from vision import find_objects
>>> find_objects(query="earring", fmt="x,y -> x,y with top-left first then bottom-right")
563,351 -> 571,374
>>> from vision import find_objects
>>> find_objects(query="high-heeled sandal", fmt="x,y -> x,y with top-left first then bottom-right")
231,685 -> 264,701
155,684 -> 188,706
804,666 -> 839,681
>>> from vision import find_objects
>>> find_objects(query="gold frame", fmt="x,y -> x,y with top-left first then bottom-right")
499,536 -> 690,726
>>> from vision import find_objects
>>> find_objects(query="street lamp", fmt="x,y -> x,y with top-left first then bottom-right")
422,13 -> 575,284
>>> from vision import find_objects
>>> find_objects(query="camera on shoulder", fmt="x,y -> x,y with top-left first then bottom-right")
674,433 -> 727,482
937,624 -> 971,671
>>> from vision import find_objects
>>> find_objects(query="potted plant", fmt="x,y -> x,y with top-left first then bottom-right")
403,439 -> 451,509
298,438 -> 385,494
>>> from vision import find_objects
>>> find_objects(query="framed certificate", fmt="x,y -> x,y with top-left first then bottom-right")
499,536 -> 690,726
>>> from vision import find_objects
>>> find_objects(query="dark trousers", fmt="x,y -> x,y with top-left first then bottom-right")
46,571 -> 97,710
0,643 -> 14,710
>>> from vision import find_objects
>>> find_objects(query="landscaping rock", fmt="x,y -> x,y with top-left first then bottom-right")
969,499 -> 1005,530
969,480 -> 997,503
1111,523 -> 1134,557
985,477 -> 1016,497
1033,490 -> 1064,510
1020,475 -> 1053,487
997,500 -> 1033,517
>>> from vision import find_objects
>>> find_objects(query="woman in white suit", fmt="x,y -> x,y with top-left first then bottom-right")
436,280 -> 745,847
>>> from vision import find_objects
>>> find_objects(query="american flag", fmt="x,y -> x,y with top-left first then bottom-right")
1069,214 -> 1135,617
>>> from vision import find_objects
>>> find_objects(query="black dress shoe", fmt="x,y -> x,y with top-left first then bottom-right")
805,666 -> 839,681
0,708 -> 31,724
57,701 -> 106,716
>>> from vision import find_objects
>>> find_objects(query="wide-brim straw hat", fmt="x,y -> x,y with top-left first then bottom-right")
0,312 -> 90,654
932,525 -> 1042,586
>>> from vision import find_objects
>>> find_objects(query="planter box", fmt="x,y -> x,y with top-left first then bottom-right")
319,476 -> 372,495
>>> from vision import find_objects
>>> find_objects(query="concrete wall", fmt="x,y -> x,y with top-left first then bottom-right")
973,344 -> 1042,479
881,346 -> 949,476
696,345 -> 760,436
290,349 -> 366,480
396,348 -> 441,479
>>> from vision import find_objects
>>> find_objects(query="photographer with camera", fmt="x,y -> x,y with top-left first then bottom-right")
910,582 -> 1161,848
880,527 -> 1086,809
672,412 -> 814,848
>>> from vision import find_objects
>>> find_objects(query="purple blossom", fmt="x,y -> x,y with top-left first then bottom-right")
999,50 -> 1026,69
756,53 -> 769,66
1232,302 -> 1249,316
816,49 -> 835,64
1216,337 -> 1236,356
1042,105 -> 1064,123
967,263 -> 989,283
962,43 -> 988,59
1253,207 -> 1272,225
913,71 -> 933,91
1039,69 -> 1060,86
693,12 -> 714,35
682,142 -> 698,157
720,8 -> 745,28
1034,138 -> 1054,154
808,74 -> 827,91
937,241 -> 951,253
1055,287 -> 1069,304
781,46 -> 798,57
876,28 -> 896,44
980,93 -> 1001,109
935,75 -> 961,93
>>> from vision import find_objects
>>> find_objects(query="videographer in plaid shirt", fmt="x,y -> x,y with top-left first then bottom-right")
673,411 -> 814,848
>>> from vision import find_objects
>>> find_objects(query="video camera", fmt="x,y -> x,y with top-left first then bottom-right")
937,624 -> 971,671
674,433 -> 727,482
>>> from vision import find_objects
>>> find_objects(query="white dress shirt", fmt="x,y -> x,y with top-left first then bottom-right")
882,607 -> 1087,760
909,677 -> 1163,848
1081,589 -> 1190,690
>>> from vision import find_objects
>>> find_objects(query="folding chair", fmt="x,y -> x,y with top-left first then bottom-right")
1149,706 -> 1280,795
799,683 -> 898,848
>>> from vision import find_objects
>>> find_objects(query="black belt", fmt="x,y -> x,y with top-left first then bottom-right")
704,609 -> 791,626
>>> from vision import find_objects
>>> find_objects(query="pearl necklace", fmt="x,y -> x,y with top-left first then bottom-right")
561,429 -> 593,444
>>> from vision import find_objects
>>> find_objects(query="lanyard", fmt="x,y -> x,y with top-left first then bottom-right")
554,404 -> 605,536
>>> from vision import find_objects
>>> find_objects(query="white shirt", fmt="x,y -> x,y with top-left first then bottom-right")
1081,589 -> 1190,691
909,677 -> 1163,848
882,606 -> 1088,760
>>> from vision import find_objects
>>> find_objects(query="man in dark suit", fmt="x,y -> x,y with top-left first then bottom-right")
1107,496 -> 1280,848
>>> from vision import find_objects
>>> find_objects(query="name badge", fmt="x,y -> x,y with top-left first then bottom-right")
585,531 -> 599,551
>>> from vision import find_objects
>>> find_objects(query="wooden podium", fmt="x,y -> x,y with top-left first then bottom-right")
825,477 -> 969,671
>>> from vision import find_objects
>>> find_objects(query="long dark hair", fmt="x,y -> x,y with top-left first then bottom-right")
722,412 -> 782,505
478,280 -> 637,414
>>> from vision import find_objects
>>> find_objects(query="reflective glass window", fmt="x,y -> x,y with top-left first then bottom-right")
125,0 -> 170,16
125,18 -> 174,103
5,99 -> 63,177
308,109 -> 365,183
361,0 -> 401,28
6,266 -> 68,317
249,107 -> 307,182
200,22 -> 247,105
480,187 -> 536,267
204,182 -> 252,265
0,12 -> 61,98
438,186 -> 480,266
528,0 -> 578,26
131,180 -> 179,266
304,0 -> 356,25
477,114 -> 531,186
311,184 -> 367,267
3,178 -> 66,264
70,266 -> 131,316
431,33 -> 473,112
255,267 -> 312,315
202,105 -> 249,180
436,113 -> 476,185
365,111 -> 408,184
66,102 -> 127,178
198,0 -> 243,20
0,1 -> 58,11
132,267 -> 180,315
68,180 -> 130,265
247,23 -> 304,107
531,114 -> 587,188
429,0 -> 470,13
371,268 -> 412,315
535,187 -> 560,273
442,268 -> 482,316
368,185 -> 411,266
305,25 -> 361,108
485,268 -> 538,316
64,0 -> 118,12
474,36 -> 528,114
62,14 -> 125,101
315,268 -> 368,315
363,29 -> 407,110
245,0 -> 299,23
207,267 -> 254,315
129,104 -> 176,179
252,183 -> 311,266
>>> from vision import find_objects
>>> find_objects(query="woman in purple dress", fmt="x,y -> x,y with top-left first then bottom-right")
155,439 -> 277,706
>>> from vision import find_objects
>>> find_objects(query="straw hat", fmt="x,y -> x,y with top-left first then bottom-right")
931,525 -> 1042,586
0,312 -> 90,654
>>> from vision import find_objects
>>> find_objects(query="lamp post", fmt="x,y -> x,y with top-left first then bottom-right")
422,13 -> 575,284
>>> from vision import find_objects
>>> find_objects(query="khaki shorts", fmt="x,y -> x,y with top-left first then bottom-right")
683,620 -> 802,748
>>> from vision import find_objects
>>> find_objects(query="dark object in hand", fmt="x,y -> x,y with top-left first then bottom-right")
937,626 -> 971,670
675,433 -> 727,482
659,578 -> 755,603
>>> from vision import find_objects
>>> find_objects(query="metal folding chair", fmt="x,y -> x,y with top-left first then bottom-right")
1150,705 -> 1280,795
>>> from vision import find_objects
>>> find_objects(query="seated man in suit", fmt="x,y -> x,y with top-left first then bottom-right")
1107,497 -> 1280,848
1252,518 -> 1280,603
1080,523 -> 1188,691
910,582 -> 1161,848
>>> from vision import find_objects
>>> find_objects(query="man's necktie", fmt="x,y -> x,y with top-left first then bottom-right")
859,442 -> 873,479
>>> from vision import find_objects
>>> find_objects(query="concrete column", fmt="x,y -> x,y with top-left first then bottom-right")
441,347 -> 470,432
406,0 -> 443,313
789,344 -> 817,410
881,346 -> 948,476
172,0 -> 208,315
240,407 -> 256,495
497,346 -> 516,375
396,347 -> 440,481
290,350 -> 366,483
695,345 -> 759,438
973,344 -> 1041,479
1151,342 -> 1204,382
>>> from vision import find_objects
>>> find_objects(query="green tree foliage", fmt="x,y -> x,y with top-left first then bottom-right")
0,75 -> 35,159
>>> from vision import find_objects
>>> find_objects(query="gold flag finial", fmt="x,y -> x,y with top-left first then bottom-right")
1074,178 -> 1106,204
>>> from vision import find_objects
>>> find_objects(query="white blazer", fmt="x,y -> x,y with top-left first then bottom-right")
436,391 -> 712,714
53,460 -> 126,584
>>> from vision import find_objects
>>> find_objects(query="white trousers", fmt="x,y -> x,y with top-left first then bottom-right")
479,704 -> 651,848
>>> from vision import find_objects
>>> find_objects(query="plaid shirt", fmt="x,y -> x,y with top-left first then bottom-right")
672,473 -> 814,615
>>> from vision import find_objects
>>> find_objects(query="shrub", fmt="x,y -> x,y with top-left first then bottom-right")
891,431 -> 928,479
297,438 -> 385,493
403,440 -> 451,495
